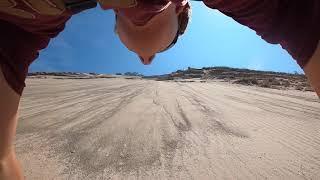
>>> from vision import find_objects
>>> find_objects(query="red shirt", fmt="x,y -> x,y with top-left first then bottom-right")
104,0 -> 188,26
203,0 -> 320,68
0,0 -> 71,95
0,0 -> 319,95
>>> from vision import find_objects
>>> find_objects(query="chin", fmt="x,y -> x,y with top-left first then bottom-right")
139,55 -> 155,65
141,61 -> 152,65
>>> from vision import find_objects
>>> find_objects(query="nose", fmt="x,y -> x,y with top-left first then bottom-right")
139,55 -> 155,65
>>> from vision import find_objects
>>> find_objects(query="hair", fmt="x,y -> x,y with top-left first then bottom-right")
159,2 -> 191,52
177,2 -> 191,36
114,2 -> 191,52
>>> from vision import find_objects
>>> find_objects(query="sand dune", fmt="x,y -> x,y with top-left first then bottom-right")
16,78 -> 320,179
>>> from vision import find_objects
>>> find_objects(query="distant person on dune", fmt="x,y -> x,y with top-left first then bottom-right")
0,0 -> 319,179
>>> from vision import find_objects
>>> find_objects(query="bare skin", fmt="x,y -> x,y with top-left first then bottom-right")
0,2 -> 186,179
304,41 -> 320,96
116,2 -> 184,64
0,1 -> 318,178
1,43 -> 319,179
0,68 -> 23,180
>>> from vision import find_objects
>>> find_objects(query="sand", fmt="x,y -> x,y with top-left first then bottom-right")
16,78 -> 320,179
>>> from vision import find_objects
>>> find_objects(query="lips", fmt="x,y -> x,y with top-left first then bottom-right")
127,11 -> 157,26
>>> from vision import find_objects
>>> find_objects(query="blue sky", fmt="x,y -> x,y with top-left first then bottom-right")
30,1 -> 304,75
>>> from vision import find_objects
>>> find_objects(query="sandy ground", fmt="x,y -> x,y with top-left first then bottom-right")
16,78 -> 320,180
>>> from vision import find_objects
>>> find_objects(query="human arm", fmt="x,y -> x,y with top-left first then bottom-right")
0,19 -> 59,179
304,41 -> 320,96
0,68 -> 24,180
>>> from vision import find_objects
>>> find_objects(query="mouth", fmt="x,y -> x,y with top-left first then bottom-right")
130,12 -> 156,26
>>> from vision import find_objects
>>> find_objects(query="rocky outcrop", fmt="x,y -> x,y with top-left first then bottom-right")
143,67 -> 313,92
28,66 -> 314,92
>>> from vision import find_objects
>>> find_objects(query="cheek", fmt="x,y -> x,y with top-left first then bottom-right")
115,13 -> 179,54
116,20 -> 138,51
117,28 -> 134,51
157,21 -> 178,49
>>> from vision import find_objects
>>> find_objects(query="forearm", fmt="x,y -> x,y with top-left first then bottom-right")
0,69 -> 19,160
304,41 -> 320,97
0,68 -> 23,180
0,150 -> 24,180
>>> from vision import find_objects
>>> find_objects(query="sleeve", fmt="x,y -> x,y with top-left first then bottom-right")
203,0 -> 320,68
0,20 -> 52,96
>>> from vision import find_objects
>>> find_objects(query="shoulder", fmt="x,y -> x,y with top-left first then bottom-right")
203,0 -> 320,68
0,0 -> 69,19
0,0 -> 72,36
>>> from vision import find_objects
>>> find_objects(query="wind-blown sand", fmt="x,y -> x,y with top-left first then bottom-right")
16,78 -> 320,179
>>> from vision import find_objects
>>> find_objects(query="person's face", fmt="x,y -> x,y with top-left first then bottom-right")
116,3 -> 183,65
